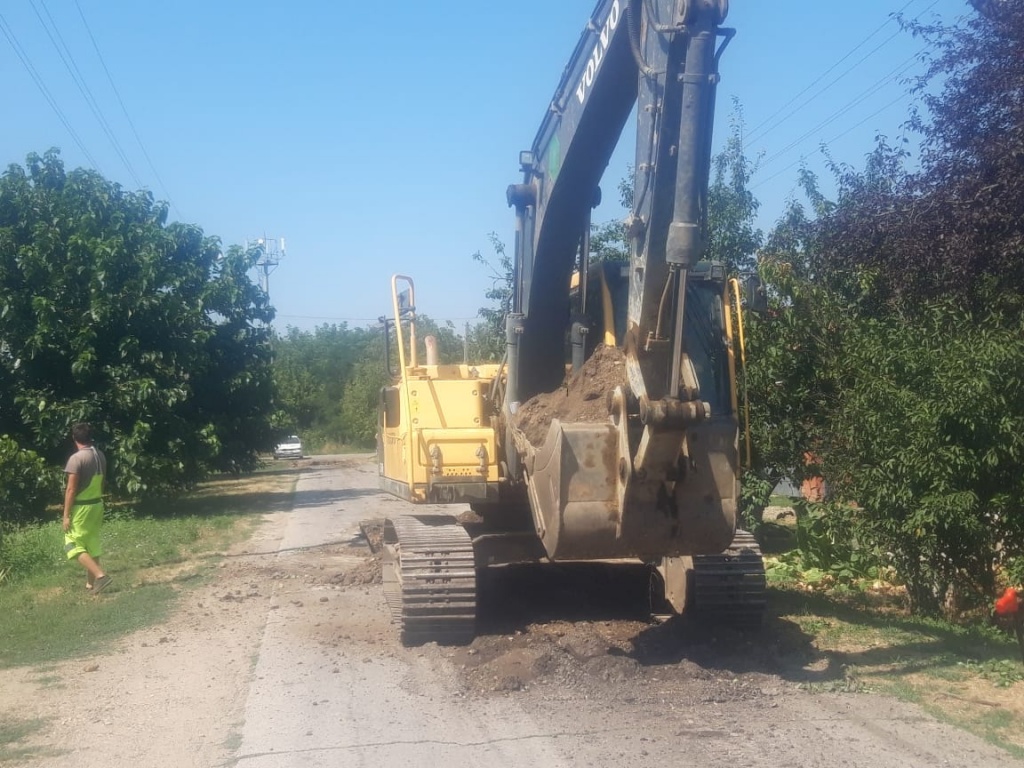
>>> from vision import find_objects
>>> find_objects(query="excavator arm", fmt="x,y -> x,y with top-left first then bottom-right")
506,0 -> 639,400
505,0 -> 738,560
507,0 -> 729,400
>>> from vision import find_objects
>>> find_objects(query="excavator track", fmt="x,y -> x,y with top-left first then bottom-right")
691,529 -> 767,627
382,514 -> 477,646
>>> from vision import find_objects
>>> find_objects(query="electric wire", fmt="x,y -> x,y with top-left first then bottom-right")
751,91 -> 911,192
29,0 -> 144,188
746,28 -> 905,146
743,21 -> 922,153
757,48 -> 924,172
73,0 -> 180,218
0,10 -> 101,171
746,0 -> 945,192
743,0 -> 921,148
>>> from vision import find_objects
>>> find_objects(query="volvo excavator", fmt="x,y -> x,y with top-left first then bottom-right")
376,0 -> 765,645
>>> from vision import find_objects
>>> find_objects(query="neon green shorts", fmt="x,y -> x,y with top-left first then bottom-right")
64,502 -> 104,560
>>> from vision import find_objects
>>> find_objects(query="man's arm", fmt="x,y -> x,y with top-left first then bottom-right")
63,473 -> 78,533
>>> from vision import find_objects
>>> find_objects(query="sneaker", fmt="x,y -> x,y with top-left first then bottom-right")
92,575 -> 113,594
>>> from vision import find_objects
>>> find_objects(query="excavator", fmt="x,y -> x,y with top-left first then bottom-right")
376,0 -> 765,645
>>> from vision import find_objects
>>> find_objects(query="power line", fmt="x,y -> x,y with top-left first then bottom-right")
29,0 -> 143,187
744,0 -> 918,146
0,10 -> 101,170
756,48 -> 924,173
751,91 -> 911,192
72,0 -> 181,218
744,0 -> 937,151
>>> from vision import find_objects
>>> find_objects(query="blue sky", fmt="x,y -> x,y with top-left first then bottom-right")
0,0 -> 970,332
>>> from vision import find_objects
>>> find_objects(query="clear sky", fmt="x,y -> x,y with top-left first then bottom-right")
0,0 -> 970,332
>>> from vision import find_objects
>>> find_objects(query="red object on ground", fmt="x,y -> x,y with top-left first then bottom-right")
995,587 -> 1021,616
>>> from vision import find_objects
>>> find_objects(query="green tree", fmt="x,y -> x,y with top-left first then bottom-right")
339,345 -> 386,447
745,2 -> 1024,609
0,436 -> 61,527
825,303 -> 1024,612
271,323 -> 377,445
468,233 -> 512,362
706,107 -> 763,273
589,173 -> 632,263
815,5 -> 1024,308
0,150 -> 275,499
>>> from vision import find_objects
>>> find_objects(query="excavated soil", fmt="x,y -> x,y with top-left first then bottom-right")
445,562 -> 799,701
514,345 -> 626,446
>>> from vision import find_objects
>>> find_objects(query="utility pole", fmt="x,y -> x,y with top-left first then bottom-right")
246,235 -> 286,300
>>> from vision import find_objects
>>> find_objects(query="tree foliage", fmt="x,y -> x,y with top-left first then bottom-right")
746,4 -> 1024,613
816,4 -> 1024,307
752,224 -> 1024,611
706,107 -> 763,274
826,303 -> 1024,609
589,173 -> 632,263
338,336 -> 386,447
0,436 -> 61,529
469,233 -> 512,362
272,323 -> 377,444
0,150 -> 275,507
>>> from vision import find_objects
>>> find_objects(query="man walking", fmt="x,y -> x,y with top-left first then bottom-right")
63,423 -> 112,593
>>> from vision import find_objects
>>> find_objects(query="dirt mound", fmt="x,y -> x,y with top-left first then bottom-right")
514,345 -> 626,446
330,556 -> 382,586
450,618 -> 778,702
445,561 -> 786,701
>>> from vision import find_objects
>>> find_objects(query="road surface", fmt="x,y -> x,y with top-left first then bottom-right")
3,456 -> 1020,767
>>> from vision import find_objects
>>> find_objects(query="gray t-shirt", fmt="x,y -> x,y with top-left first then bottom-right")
65,446 -> 107,495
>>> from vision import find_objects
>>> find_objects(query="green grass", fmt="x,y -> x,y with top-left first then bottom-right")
920,699 -> 1024,762
0,715 -> 55,763
0,469 -> 296,669
0,577 -> 179,668
770,584 -> 1024,755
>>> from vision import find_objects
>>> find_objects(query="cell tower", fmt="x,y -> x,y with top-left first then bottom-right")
246,236 -> 286,299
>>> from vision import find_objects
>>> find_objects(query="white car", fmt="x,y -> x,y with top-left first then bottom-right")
273,435 -> 304,460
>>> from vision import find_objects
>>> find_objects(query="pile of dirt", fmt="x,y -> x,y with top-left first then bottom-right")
514,345 -> 626,446
448,618 -> 780,703
330,556 -> 382,586
444,561 -> 790,701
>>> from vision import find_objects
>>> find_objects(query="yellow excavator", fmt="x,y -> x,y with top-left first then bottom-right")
377,0 -> 765,645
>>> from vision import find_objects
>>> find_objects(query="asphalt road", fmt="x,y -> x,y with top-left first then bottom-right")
233,458 -> 568,768
227,457 -> 1023,768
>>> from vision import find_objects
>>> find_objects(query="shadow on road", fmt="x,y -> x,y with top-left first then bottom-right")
470,562 -> 843,684
291,486 -> 380,509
